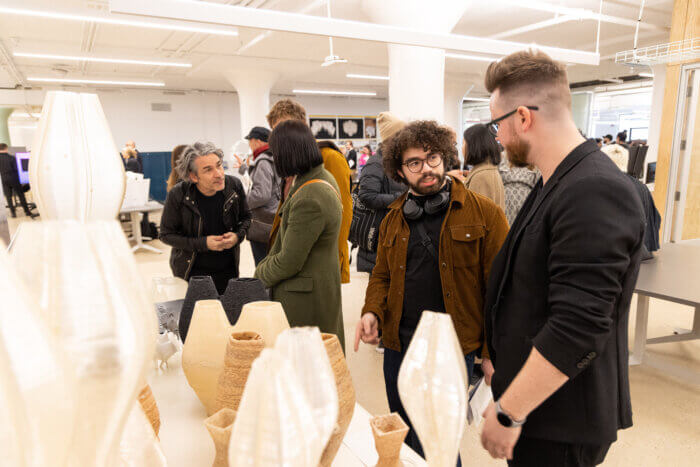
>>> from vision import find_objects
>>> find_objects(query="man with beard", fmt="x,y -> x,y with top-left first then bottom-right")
479,50 -> 644,466
355,120 -> 509,458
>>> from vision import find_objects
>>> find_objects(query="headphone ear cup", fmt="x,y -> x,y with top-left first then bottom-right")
423,191 -> 450,215
403,198 -> 423,220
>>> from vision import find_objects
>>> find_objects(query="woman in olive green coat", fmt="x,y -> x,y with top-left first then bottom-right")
254,120 -> 345,348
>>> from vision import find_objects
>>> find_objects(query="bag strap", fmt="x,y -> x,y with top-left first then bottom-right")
291,179 -> 341,202
414,221 -> 439,263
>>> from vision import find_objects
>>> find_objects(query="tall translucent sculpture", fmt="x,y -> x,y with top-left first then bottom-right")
30,91 -> 126,220
397,311 -> 467,466
118,402 -> 167,467
10,220 -> 158,466
0,243 -> 75,467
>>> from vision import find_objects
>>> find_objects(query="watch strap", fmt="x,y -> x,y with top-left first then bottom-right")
495,400 -> 526,428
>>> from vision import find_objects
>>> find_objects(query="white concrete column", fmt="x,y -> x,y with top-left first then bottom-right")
362,0 -> 468,122
645,64 -> 667,180
224,70 -> 279,136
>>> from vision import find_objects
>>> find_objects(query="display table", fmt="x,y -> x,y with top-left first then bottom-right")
120,201 -> 163,253
149,366 -> 426,466
631,243 -> 700,384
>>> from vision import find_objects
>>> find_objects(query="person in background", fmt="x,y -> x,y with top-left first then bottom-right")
358,144 -> 372,170
462,123 -> 506,212
123,140 -> 143,173
498,154 -> 540,225
255,120 -> 344,346
595,138 -> 603,148
356,111 -> 407,275
355,120 -> 509,459
616,130 -> 629,149
603,134 -> 613,145
160,141 -> 251,295
244,126 -> 280,265
345,141 -> 358,170
601,134 -> 630,172
480,49 -> 644,466
0,143 -> 37,218
122,148 -> 141,173
266,98 -> 353,284
167,145 -> 188,191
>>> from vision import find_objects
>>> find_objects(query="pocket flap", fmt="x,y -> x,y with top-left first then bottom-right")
283,276 -> 314,292
450,225 -> 486,242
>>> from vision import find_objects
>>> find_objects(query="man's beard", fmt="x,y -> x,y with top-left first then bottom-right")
407,171 -> 446,196
505,132 -> 531,168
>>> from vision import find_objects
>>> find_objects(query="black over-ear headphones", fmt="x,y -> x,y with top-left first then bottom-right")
403,179 -> 451,220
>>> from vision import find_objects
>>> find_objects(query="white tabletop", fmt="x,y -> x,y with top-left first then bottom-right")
634,243 -> 700,306
149,365 -> 426,466
120,200 -> 164,214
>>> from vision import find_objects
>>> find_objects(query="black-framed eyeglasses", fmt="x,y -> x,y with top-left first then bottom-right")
403,153 -> 442,173
486,106 -> 539,136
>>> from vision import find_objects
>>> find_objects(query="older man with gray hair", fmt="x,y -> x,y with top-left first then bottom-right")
160,141 -> 251,297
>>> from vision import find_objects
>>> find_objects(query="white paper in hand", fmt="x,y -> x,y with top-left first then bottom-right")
467,377 -> 493,426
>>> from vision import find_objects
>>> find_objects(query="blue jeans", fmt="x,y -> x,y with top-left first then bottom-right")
383,347 -> 475,466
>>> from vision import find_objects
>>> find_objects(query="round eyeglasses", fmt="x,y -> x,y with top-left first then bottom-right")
403,153 -> 443,173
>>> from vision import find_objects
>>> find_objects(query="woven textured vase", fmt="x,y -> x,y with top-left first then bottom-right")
370,413 -> 409,467
182,300 -> 233,416
205,408 -> 237,467
215,332 -> 264,413
319,333 -> 356,467
231,301 -> 290,348
221,278 -> 269,326
180,276 -> 220,342
138,385 -> 160,437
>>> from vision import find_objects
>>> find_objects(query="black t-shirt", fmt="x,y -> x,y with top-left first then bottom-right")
192,189 -> 235,273
398,190 -> 449,349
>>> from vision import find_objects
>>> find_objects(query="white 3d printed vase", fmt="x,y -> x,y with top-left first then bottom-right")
397,311 -> 467,467
231,301 -> 290,348
30,91 -> 126,220
9,220 -> 158,467
0,246 -> 75,467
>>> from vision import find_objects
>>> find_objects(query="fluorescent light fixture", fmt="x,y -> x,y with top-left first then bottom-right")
446,53 -> 498,62
346,73 -> 389,81
14,52 -> 192,68
638,72 -> 654,78
293,89 -> 377,96
0,6 -> 238,36
463,97 -> 490,102
28,77 -> 165,87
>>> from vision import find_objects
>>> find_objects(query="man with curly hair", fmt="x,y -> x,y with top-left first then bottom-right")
355,120 -> 509,459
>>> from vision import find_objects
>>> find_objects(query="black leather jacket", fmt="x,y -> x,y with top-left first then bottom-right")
160,175 -> 251,280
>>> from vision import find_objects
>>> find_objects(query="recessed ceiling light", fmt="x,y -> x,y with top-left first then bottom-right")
293,89 -> 377,96
14,52 -> 192,68
27,77 -> 165,87
346,73 -> 389,81
0,6 -> 238,36
445,53 -> 498,62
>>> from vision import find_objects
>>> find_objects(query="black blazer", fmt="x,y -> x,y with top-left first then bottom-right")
485,140 -> 645,445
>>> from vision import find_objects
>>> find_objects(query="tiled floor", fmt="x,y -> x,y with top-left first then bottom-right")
7,213 -> 700,466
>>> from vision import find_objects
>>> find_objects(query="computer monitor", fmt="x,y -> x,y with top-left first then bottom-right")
15,152 -> 30,185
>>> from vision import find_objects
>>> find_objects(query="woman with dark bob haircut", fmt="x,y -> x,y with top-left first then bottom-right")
254,119 -> 346,347
461,124 -> 505,210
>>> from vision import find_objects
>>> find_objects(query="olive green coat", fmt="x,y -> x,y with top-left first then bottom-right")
254,164 -> 345,349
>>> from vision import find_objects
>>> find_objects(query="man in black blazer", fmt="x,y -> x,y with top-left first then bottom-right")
479,50 -> 645,466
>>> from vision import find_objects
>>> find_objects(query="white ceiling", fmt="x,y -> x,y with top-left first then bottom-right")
0,0 -> 674,99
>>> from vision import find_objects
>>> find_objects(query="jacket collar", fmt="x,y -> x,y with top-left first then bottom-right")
388,175 -> 465,211
252,144 -> 270,161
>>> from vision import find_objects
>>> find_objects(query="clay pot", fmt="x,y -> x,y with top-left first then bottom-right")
182,300 -> 233,415
231,301 -> 290,348
215,332 -> 264,413
370,413 -> 409,467
221,278 -> 269,325
319,333 -> 356,466
204,408 -> 237,467
138,385 -> 161,436
180,276 -> 219,342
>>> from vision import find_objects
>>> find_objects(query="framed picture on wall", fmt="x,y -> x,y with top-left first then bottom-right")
338,117 -> 364,140
309,116 -> 338,139
364,117 -> 377,139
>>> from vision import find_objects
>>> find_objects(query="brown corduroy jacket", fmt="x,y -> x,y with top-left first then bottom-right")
361,179 -> 509,356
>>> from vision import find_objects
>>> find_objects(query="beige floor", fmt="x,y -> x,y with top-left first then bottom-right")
7,213 -> 700,466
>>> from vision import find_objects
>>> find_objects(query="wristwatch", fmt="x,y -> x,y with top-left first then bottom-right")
495,400 -> 526,428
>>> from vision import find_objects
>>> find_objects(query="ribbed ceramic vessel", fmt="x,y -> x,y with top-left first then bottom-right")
319,333 -> 356,467
179,276 -> 220,342
228,348 -> 321,466
215,332 -> 264,413
30,91 -> 125,220
370,413 -> 409,467
138,385 -> 160,437
205,408 -> 237,467
0,246 -> 75,467
118,401 -> 167,467
397,311 -> 467,467
231,301 -> 290,348
9,220 -> 158,467
274,328 -> 338,463
182,300 -> 233,416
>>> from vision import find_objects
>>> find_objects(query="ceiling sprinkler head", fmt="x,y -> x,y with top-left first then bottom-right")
322,55 -> 347,67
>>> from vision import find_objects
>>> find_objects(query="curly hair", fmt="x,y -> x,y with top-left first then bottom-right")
382,120 -> 458,184
266,98 -> 307,128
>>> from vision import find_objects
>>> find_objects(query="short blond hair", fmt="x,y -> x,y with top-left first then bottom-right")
266,98 -> 307,128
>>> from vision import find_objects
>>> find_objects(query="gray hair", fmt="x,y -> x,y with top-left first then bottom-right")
176,141 -> 224,180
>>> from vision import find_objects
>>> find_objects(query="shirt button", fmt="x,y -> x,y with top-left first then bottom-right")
466,233 -> 471,238
446,292 -> 451,298
442,262 -> 446,268
402,237 -> 407,242
399,265 -> 404,269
